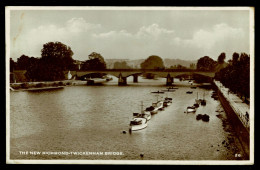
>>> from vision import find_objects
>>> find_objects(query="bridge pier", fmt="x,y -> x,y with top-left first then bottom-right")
133,74 -> 138,83
118,73 -> 127,85
166,73 -> 173,86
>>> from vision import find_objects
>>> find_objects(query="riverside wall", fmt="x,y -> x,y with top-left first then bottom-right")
213,80 -> 250,159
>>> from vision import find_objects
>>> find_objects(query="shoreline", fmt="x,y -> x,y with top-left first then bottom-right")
213,80 -> 250,159
10,86 -> 65,92
10,80 -> 88,91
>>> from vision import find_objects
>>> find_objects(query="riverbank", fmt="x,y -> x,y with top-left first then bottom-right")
213,80 -> 250,159
10,80 -> 88,91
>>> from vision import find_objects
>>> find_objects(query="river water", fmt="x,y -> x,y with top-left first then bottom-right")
9,77 -> 247,160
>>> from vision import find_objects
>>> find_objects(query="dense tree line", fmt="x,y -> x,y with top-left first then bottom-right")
81,52 -> 106,70
169,64 -> 187,69
196,56 -> 217,71
11,42 -> 107,81
215,52 -> 250,101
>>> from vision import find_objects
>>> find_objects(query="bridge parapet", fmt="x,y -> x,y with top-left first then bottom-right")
75,69 -> 215,79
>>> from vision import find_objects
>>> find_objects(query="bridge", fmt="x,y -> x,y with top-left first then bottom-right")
68,69 -> 216,85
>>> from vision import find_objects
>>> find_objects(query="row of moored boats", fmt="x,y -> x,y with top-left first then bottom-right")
129,93 -> 173,132
186,92 -> 207,113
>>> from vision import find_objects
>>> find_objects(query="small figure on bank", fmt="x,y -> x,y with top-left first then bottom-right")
245,112 -> 249,122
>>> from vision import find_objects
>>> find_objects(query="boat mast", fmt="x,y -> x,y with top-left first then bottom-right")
141,101 -> 144,114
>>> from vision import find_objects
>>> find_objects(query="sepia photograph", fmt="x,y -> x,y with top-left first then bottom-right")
6,6 -> 254,165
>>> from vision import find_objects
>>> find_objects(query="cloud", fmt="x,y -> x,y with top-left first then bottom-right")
66,18 -> 101,33
136,23 -> 174,38
185,23 -> 244,49
11,18 -> 248,61
168,23 -> 247,59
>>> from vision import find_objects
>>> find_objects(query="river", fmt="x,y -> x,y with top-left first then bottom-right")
9,77 -> 247,160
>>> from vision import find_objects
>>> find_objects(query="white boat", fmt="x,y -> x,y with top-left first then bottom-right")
187,106 -> 196,113
134,112 -> 151,121
151,101 -> 163,114
129,117 -> 148,131
133,102 -> 151,121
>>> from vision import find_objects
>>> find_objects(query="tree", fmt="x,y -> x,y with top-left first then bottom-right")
16,55 -> 30,70
81,52 -> 107,70
189,63 -> 196,69
232,52 -> 239,66
113,61 -> 132,69
27,41 -> 75,81
10,58 -> 16,72
215,52 -> 250,102
41,41 -> 74,71
176,64 -> 187,69
217,52 -> 226,64
196,56 -> 217,71
169,65 -> 177,69
140,55 -> 165,70
25,57 -> 41,81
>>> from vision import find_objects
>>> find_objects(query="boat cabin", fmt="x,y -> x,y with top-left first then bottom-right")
130,119 -> 142,125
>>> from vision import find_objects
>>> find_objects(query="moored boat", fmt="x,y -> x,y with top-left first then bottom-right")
201,92 -> 207,105
201,99 -> 206,105
145,106 -> 157,115
129,117 -> 148,131
163,97 -> 172,107
194,92 -> 200,107
193,103 -> 199,108
196,114 -> 210,122
151,90 -> 164,94
133,112 -> 151,121
167,86 -> 178,89
187,106 -> 196,113
161,89 -> 175,92
151,101 -> 163,114
133,101 -> 151,121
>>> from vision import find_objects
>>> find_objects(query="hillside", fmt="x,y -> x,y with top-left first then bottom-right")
105,58 -> 197,69
163,58 -> 197,68
105,59 -> 145,69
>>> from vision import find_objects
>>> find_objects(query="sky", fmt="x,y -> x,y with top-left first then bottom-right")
8,7 -> 252,62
